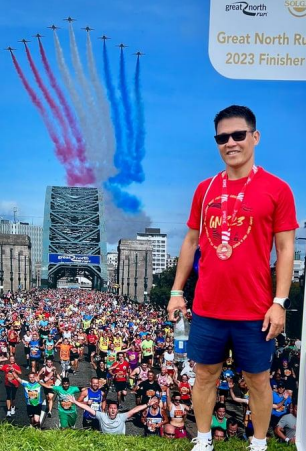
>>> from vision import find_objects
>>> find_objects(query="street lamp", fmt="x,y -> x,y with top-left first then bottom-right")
127,256 -> 130,298
18,252 -> 21,290
0,243 -> 4,295
121,259 -> 125,296
144,251 -> 148,303
10,248 -> 13,292
134,253 -> 138,302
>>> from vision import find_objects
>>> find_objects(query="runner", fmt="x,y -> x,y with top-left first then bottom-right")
0,355 -> 22,416
77,377 -> 106,430
13,372 -> 43,428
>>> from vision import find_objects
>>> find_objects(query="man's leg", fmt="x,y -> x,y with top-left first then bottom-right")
193,362 -> 223,433
243,370 -> 272,439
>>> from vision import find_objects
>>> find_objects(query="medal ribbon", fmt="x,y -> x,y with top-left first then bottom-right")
220,165 -> 258,244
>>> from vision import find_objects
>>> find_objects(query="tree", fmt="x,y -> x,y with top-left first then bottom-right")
150,264 -> 198,309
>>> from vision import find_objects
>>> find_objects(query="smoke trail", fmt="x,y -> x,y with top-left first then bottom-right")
24,44 -> 72,162
54,31 -> 96,168
39,38 -> 95,184
118,49 -> 135,164
104,191 -> 151,244
69,25 -> 110,182
102,41 -> 126,177
133,57 -> 146,183
12,53 -> 94,186
86,34 -> 116,180
11,53 -> 65,163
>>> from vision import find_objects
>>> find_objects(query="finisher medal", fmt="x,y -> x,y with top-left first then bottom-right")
216,243 -> 233,260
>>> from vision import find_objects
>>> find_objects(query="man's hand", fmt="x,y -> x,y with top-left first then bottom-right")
262,304 -> 285,341
167,296 -> 187,321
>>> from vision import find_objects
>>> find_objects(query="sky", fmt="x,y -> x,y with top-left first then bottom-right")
1,0 -> 305,257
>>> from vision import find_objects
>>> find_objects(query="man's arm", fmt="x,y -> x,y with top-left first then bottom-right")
66,395 -> 96,416
77,388 -> 88,403
262,230 -> 295,341
167,228 -> 199,320
126,397 -> 156,419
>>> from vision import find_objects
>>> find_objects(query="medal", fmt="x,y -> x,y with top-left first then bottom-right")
218,165 -> 258,260
216,243 -> 232,260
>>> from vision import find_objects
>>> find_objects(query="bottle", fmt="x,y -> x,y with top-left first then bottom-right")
174,312 -> 190,362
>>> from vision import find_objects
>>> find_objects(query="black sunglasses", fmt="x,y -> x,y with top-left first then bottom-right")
214,130 -> 254,145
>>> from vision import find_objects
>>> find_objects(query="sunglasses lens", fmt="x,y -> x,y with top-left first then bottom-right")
231,131 -> 247,141
214,130 -> 248,145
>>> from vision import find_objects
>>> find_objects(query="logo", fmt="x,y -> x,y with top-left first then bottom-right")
225,1 -> 268,16
285,0 -> 306,17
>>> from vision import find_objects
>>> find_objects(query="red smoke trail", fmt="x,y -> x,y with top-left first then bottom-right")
25,44 -> 72,164
38,40 -> 89,167
11,53 -> 65,159
11,53 -> 94,186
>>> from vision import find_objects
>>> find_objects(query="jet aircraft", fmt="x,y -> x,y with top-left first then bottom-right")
98,35 -> 111,41
33,33 -> 44,38
133,51 -> 145,56
116,43 -> 128,48
4,47 -> 16,53
47,24 -> 60,30
63,17 -> 76,22
18,39 -> 31,44
81,26 -> 94,32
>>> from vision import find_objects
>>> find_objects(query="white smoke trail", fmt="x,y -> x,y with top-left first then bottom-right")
86,33 -> 117,181
54,32 -> 96,168
69,25 -> 115,182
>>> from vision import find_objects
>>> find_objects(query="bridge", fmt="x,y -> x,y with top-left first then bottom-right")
41,186 -> 107,290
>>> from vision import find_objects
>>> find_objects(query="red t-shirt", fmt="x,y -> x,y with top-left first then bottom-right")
187,168 -> 299,320
0,364 -> 21,387
111,361 -> 130,382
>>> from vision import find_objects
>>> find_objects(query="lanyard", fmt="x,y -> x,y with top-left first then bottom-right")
220,165 -> 258,245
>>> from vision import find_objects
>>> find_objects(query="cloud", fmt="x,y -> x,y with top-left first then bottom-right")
0,201 -> 19,217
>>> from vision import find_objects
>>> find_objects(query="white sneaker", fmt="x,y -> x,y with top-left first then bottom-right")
247,443 -> 268,451
190,438 -> 214,451
10,406 -> 15,415
6,411 -> 11,417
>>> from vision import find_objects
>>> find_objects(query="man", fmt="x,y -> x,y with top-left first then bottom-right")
13,372 -> 43,427
37,357 -> 60,417
141,333 -> 154,367
39,377 -> 80,428
211,402 -> 227,431
77,377 -> 106,430
109,352 -> 129,408
274,401 -> 297,444
212,427 -> 226,442
226,417 -> 239,439
137,370 -> 161,405
271,382 -> 292,428
168,105 -> 298,451
67,396 -> 157,434
164,422 -> 177,439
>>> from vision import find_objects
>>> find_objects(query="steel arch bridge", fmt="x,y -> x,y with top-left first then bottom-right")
41,186 -> 107,290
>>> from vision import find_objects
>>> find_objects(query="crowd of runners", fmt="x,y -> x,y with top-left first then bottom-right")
0,288 -> 300,444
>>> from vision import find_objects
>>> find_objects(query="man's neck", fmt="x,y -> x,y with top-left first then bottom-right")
226,161 -> 255,180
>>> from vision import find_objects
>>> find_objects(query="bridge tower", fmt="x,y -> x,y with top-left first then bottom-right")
41,186 -> 107,290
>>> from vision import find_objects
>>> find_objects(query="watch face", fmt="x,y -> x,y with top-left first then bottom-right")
284,298 -> 291,309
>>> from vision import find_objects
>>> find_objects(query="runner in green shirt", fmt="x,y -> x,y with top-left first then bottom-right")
39,377 -> 80,428
141,333 -> 155,367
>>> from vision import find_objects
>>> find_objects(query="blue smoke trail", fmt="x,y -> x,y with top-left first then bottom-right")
102,41 -> 142,213
133,57 -> 146,183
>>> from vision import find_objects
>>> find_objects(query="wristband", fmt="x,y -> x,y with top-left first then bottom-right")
171,290 -> 184,297
285,437 -> 290,443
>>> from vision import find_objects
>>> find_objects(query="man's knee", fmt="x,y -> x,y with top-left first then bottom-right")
195,362 -> 223,386
243,370 -> 271,391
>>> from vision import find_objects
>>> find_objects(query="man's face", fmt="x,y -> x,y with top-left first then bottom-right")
148,372 -> 155,381
227,423 -> 238,437
216,407 -> 226,420
91,379 -> 99,390
216,117 -> 259,172
108,403 -> 118,419
62,381 -> 70,390
213,429 -> 225,441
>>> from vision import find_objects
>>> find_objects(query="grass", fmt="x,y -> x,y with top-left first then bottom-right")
0,424 -> 296,451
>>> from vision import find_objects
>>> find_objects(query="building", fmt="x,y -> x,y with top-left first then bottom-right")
137,228 -> 167,274
293,259 -> 305,282
117,239 -> 153,302
166,254 -> 178,269
0,234 -> 31,293
107,252 -> 118,266
0,220 -> 42,281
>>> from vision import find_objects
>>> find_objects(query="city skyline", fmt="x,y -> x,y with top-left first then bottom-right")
1,0 -> 305,257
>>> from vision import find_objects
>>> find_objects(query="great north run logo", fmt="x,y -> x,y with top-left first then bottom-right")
285,0 -> 306,17
225,2 -> 268,16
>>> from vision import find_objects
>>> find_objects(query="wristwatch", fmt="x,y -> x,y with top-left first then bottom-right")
273,297 -> 291,310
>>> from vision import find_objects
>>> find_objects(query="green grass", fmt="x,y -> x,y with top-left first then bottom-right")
0,424 -> 296,451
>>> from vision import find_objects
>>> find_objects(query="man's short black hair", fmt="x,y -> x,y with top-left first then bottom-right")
62,377 -> 70,384
107,400 -> 118,408
214,105 -> 256,132
227,417 -> 238,427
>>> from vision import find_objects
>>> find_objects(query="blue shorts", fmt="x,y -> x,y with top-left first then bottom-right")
187,312 -> 275,374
